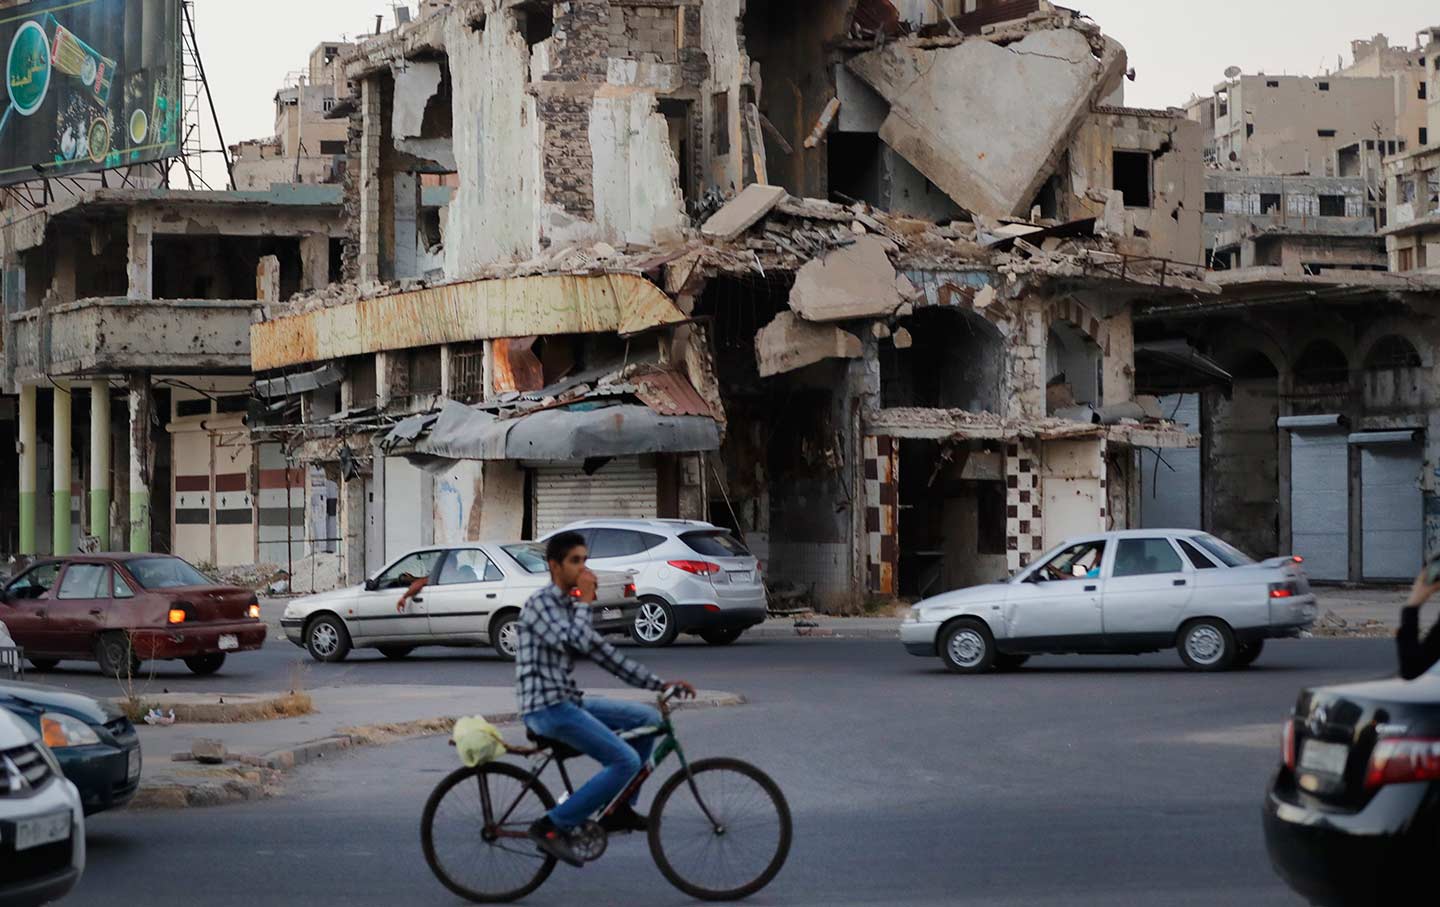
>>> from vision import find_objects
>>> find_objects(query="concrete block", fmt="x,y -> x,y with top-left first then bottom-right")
191,738 -> 227,765
701,184 -> 788,241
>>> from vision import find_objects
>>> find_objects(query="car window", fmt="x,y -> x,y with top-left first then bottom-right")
1177,539 -> 1219,570
127,558 -> 214,589
680,530 -> 751,558
57,564 -> 108,600
1113,539 -> 1185,578
437,550 -> 503,585
1194,534 -> 1255,567
6,563 -> 61,599
589,529 -> 652,559
502,544 -> 548,574
377,551 -> 443,589
1034,541 -> 1106,582
112,568 -> 135,599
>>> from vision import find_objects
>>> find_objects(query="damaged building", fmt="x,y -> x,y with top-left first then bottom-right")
248,0 -> 1205,606
0,187 -> 347,568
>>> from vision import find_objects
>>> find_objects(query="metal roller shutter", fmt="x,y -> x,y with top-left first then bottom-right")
1358,439 -> 1422,582
533,458 -> 658,537
1289,429 -> 1349,582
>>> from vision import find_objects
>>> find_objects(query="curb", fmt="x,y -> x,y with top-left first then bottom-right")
126,692 -> 745,810
748,625 -> 898,640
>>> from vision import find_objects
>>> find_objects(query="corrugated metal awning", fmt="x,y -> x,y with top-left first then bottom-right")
1278,414 -> 1345,429
255,365 -> 344,399
1348,430 -> 1421,445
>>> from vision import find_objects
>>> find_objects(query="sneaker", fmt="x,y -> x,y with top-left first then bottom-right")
599,804 -> 649,834
528,817 -> 584,867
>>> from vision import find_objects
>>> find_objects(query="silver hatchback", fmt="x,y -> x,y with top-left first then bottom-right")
547,519 -> 768,647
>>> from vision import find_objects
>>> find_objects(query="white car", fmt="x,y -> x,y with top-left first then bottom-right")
901,529 -> 1318,673
547,519 -> 768,647
0,707 -> 85,906
281,542 -> 639,662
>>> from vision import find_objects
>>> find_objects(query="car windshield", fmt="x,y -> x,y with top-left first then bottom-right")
126,558 -> 213,589
680,530 -> 751,558
1193,535 -> 1255,568
502,544 -> 549,575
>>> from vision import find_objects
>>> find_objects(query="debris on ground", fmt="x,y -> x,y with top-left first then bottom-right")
1307,610 -> 1392,639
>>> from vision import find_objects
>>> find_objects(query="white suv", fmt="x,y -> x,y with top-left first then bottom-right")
548,520 -> 767,647
0,708 -> 85,906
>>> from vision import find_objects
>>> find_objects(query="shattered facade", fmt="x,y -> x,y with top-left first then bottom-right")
249,0 -> 1203,606
0,188 -> 345,572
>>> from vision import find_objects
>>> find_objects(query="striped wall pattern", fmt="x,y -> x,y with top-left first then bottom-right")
864,435 -> 900,596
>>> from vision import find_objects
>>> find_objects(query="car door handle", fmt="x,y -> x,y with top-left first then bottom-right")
1173,580 -> 1187,587
89,609 -> 104,616
1084,585 -> 1098,592
485,593 -> 497,599
412,596 -> 424,604
34,609 -> 46,618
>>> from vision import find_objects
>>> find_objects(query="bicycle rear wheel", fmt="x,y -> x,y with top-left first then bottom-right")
421,762 -> 557,903
648,757 -> 792,901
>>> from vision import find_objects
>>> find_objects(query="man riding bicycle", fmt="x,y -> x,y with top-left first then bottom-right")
518,531 -> 696,867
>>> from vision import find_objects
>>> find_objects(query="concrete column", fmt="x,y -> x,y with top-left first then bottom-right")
127,212 -> 153,300
89,379 -> 111,550
358,78 -> 385,284
18,385 -> 37,555
50,236 -> 77,303
299,234 -> 330,290
127,375 -> 153,553
52,382 -> 72,555
393,173 -> 419,280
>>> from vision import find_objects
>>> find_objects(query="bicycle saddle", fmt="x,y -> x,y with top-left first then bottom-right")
525,729 -> 583,760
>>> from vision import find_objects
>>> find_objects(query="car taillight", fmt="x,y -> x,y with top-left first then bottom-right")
1269,583 -> 1295,599
668,560 -> 721,576
623,583 -> 636,598
1282,719 -> 1296,771
248,604 -> 261,619
168,608 -> 187,625
1365,738 -> 1440,790
1292,556 -> 1304,564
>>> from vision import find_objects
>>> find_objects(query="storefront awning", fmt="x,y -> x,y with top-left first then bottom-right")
1348,430 -> 1421,445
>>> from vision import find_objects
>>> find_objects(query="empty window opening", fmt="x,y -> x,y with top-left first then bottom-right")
1422,128 -> 1430,147
1292,340 -> 1350,386
712,91 -> 730,156
1422,82 -> 1429,100
1318,195 -> 1346,217
1112,151 -> 1151,208
319,139 -> 346,155
515,1 -> 554,46
827,133 -> 884,209
1047,320 -> 1103,411
153,235 -> 303,301
881,308 -> 1006,413
1246,123 -> 1255,138
897,440 -> 1009,597
1365,335 -> 1423,370
1317,129 -> 1337,138
1259,193 -> 1281,215
1266,80 -> 1280,88
1317,81 -> 1330,91
659,98 -> 695,202
1204,192 -> 1225,213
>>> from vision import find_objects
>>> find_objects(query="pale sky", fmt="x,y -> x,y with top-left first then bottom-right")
193,0 -> 1440,188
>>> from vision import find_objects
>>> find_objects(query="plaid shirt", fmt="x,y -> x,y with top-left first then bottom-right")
516,584 -> 665,716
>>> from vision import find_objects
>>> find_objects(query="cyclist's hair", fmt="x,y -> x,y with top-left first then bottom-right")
546,532 -> 587,565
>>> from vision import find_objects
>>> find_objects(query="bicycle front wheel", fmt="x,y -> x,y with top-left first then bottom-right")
648,757 -> 793,901
421,762 -> 557,903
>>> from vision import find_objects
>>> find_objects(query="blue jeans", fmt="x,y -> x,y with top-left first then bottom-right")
523,698 -> 661,830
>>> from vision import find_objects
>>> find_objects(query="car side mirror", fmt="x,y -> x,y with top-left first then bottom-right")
364,578 -> 379,592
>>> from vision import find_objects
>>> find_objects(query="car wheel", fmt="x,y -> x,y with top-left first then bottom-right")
631,598 -> 678,647
27,658 -> 60,672
183,653 -> 226,676
1235,639 -> 1264,668
95,632 -> 142,679
995,653 -> 1030,671
700,628 -> 744,646
939,620 -> 996,674
305,615 -> 352,663
378,645 -> 415,660
1178,619 -> 1237,671
491,613 -> 519,661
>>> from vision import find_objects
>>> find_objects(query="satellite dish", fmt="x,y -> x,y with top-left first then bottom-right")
1224,65 -> 1242,79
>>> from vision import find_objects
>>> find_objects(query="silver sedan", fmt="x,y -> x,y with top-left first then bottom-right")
901,529 -> 1317,673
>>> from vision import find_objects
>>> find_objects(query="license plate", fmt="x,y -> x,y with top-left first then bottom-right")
1299,740 -> 1349,776
127,747 -> 142,781
599,608 -> 620,621
14,811 -> 71,852
218,634 -> 239,651
728,570 -> 751,583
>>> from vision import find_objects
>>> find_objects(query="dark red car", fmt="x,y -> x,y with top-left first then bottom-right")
0,554 -> 266,676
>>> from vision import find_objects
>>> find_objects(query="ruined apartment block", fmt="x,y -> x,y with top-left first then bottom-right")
0,188 -> 346,570
250,0 -> 1209,606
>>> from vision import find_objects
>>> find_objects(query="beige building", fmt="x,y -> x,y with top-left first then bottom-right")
1338,33 -> 1433,154
232,42 -> 355,190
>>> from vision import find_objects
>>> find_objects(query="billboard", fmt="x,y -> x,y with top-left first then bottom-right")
0,0 -> 181,187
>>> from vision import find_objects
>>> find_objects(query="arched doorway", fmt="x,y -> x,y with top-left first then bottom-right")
1207,347 -> 1282,559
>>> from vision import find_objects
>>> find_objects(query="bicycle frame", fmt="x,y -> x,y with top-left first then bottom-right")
482,704 -> 723,840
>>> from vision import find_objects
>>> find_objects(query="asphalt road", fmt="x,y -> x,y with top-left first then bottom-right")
59,637 -> 1399,906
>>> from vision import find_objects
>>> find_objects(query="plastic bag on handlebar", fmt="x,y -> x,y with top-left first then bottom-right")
452,716 -> 507,767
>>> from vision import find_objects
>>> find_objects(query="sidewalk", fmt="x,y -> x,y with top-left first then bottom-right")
129,684 -> 742,809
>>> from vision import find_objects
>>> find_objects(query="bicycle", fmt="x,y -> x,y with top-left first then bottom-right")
421,689 -> 792,903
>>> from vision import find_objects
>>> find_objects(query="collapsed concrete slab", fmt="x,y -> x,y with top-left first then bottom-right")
846,29 -> 1116,219
787,235 -> 905,322
755,311 -> 863,377
701,184 -> 788,242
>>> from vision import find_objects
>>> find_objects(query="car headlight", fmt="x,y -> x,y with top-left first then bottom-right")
41,713 -> 101,748
909,605 -> 924,623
